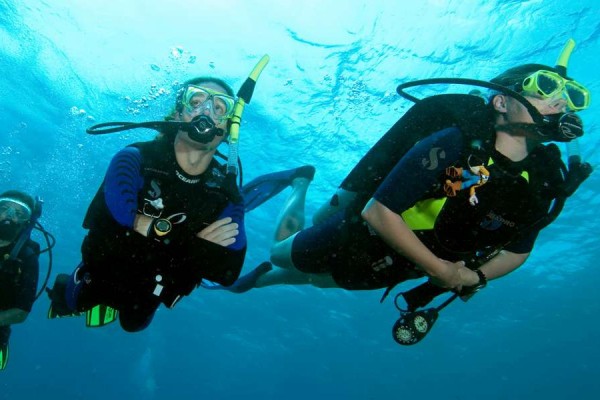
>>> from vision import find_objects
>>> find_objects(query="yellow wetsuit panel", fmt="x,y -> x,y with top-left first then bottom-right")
401,198 -> 447,230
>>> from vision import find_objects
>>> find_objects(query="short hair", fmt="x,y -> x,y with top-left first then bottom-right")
183,77 -> 234,97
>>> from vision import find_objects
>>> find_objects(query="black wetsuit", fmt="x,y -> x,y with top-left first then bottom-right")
71,135 -> 247,331
0,240 -> 39,348
291,95 -> 565,290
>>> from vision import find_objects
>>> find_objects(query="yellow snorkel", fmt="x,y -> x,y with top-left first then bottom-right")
227,54 -> 270,175
552,38 -> 593,195
555,38 -> 575,78
556,39 -> 584,166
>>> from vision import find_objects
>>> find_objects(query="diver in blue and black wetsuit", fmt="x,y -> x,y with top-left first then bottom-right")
47,77 -> 249,332
219,42 -> 592,316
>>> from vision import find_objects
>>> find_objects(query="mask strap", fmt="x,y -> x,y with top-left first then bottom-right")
397,78 -> 547,125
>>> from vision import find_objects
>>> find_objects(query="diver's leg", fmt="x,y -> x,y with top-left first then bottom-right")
270,233 -> 297,268
264,220 -> 341,288
119,302 -> 158,333
200,236 -> 304,292
273,172 -> 314,242
202,261 -> 274,293
253,267 -> 338,288
203,226 -> 341,291
312,188 -> 357,226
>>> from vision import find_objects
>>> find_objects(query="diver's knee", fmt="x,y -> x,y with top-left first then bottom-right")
270,237 -> 295,268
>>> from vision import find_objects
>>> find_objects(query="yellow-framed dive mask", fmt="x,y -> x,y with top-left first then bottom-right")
521,70 -> 591,111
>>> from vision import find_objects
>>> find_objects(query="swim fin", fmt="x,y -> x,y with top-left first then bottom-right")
242,165 -> 315,212
0,342 -> 7,370
46,274 -> 83,319
85,304 -> 119,328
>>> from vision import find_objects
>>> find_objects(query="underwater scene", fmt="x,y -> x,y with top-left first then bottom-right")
1,1 -> 599,399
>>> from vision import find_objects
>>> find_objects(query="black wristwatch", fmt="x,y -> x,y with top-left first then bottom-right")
153,218 -> 172,237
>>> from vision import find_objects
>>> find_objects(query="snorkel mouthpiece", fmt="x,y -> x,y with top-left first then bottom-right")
186,115 -> 225,144
525,112 -> 584,142
555,113 -> 583,141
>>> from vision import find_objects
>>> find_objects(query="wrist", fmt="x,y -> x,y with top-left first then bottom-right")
474,269 -> 487,287
459,269 -> 487,301
147,218 -> 173,243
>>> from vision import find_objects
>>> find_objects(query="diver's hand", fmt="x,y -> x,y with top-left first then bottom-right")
429,260 -> 467,291
459,266 -> 480,287
197,217 -> 239,247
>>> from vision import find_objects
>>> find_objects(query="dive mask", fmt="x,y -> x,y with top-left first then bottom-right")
0,198 -> 32,224
181,85 -> 236,124
0,198 -> 31,243
520,70 -> 591,111
397,78 -> 585,143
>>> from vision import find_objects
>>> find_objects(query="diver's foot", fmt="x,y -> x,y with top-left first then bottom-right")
47,274 -> 81,318
241,166 -> 316,213
291,165 -> 316,182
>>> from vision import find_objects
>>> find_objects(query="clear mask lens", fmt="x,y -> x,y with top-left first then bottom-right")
0,199 -> 31,224
536,73 -> 562,96
565,81 -> 590,111
182,86 -> 235,122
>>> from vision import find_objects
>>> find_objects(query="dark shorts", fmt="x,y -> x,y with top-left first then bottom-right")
291,211 -> 422,290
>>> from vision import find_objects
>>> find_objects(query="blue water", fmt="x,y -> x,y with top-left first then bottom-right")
2,1 -> 599,398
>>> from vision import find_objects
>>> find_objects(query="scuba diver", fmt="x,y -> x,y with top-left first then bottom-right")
211,40 -> 593,344
47,56 -> 315,332
1,190 -> 53,369
47,76 -> 251,332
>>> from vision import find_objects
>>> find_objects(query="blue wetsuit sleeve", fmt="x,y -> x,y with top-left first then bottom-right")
217,201 -> 247,251
374,127 -> 465,214
103,147 -> 144,228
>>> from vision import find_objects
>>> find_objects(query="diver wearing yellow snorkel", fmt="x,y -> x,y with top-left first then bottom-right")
45,57 -> 279,332
215,40 -> 592,345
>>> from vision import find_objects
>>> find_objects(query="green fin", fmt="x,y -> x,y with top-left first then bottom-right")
0,342 -> 8,370
85,304 -> 118,328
